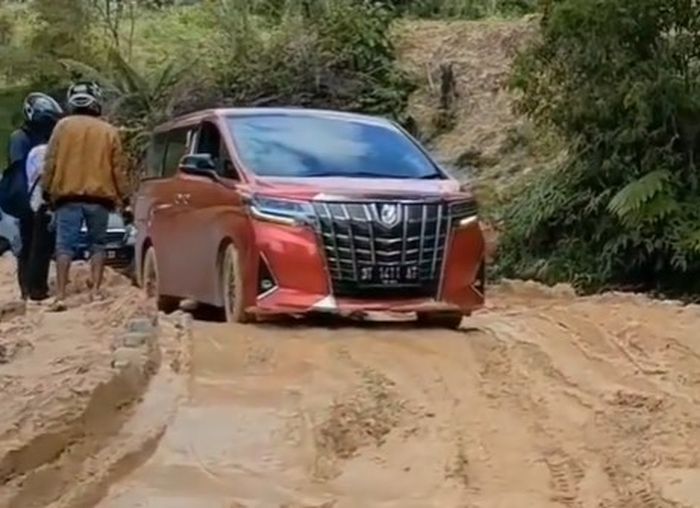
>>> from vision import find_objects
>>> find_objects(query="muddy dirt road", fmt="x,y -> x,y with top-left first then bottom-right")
95,282 -> 700,508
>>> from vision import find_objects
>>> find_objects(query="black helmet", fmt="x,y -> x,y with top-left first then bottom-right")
66,81 -> 103,115
23,93 -> 63,123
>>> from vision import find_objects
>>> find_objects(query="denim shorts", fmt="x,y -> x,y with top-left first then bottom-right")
55,202 -> 110,258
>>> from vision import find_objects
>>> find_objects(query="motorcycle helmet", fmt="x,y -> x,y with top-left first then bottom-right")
66,81 -> 103,115
23,93 -> 63,123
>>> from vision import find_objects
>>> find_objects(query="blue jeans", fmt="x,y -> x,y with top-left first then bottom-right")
55,202 -> 109,258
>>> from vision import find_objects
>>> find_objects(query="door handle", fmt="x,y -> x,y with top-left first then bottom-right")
174,193 -> 191,205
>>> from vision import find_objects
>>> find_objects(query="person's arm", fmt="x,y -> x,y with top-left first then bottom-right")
8,130 -> 30,170
41,122 -> 62,198
111,129 -> 130,206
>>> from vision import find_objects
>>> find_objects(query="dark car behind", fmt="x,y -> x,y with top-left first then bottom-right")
74,212 -> 135,278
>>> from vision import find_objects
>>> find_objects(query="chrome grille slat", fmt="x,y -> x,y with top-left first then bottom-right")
418,204 -> 427,269
362,204 -> 377,265
340,204 -> 359,281
401,205 -> 408,265
431,204 -> 443,276
321,203 -> 343,279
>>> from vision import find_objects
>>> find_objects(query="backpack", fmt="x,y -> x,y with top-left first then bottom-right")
0,130 -> 31,218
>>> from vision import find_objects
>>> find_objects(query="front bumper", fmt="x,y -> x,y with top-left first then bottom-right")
247,219 -> 485,316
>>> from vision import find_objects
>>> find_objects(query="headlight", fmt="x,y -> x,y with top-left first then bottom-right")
249,195 -> 314,226
449,200 -> 478,228
124,226 -> 137,246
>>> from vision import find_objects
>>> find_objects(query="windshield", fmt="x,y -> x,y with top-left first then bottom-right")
226,114 -> 443,179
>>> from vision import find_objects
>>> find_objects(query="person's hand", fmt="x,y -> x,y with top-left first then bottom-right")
41,191 -> 54,211
122,205 -> 134,225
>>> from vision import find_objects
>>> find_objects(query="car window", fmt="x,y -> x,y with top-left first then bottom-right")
107,213 -> 124,229
225,114 -> 443,179
162,128 -> 191,178
194,121 -> 240,180
145,133 -> 167,178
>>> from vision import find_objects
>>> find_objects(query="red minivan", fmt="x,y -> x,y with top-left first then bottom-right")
134,108 -> 485,328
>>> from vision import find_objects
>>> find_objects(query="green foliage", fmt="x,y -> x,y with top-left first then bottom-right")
0,87 -> 25,165
498,0 -> 700,294
0,0 -> 418,168
198,0 -> 416,124
381,0 -> 537,18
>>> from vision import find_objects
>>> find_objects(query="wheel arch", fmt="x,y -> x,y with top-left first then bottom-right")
137,237 -> 153,287
213,237 -> 235,306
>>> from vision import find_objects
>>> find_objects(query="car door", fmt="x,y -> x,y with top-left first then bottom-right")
175,119 -> 249,306
136,126 -> 195,298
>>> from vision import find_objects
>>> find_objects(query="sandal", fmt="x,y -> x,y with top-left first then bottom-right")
89,290 -> 107,303
47,299 -> 67,313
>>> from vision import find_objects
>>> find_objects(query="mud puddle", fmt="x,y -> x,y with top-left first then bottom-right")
98,282 -> 700,507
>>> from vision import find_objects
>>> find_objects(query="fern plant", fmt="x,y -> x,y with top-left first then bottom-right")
497,0 -> 700,296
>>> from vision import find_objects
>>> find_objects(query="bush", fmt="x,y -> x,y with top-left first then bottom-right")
199,0 -> 416,124
497,0 -> 700,295
381,0 -> 537,18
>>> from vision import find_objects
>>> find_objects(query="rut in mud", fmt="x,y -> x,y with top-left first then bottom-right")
98,281 -> 700,508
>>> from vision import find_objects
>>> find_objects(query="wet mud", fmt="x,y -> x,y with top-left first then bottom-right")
98,282 -> 700,508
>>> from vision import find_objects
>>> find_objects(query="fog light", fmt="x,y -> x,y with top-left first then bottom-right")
257,255 -> 278,297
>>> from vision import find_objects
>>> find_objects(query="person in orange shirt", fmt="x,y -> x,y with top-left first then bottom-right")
42,81 -> 129,311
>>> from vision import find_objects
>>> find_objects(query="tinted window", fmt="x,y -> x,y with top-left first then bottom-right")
162,128 -> 190,177
226,114 -> 442,179
145,133 -> 166,178
195,122 -> 239,180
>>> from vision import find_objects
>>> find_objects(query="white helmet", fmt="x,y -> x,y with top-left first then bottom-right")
66,81 -> 103,114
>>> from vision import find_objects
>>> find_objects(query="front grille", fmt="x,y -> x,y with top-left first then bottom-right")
312,201 -> 455,299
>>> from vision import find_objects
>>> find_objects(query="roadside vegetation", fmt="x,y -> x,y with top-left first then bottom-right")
496,0 -> 700,296
3,0 -> 699,297
0,0 -> 536,162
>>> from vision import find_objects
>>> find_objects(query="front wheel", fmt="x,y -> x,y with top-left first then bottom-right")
141,246 -> 180,314
416,311 -> 465,330
220,243 -> 250,323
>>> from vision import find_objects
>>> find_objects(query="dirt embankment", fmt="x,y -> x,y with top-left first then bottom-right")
394,19 -> 562,209
98,281 -> 700,508
0,256 -> 187,508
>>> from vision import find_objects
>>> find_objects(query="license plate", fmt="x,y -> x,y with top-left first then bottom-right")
80,250 -> 117,260
359,264 -> 419,285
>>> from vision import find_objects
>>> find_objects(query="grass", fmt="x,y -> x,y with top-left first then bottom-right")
0,87 -> 25,168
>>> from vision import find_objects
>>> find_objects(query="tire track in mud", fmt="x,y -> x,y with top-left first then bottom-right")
327,328 -> 563,506
472,293 -> 700,508
99,284 -> 700,508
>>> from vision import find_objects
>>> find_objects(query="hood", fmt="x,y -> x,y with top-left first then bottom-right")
251,176 -> 468,201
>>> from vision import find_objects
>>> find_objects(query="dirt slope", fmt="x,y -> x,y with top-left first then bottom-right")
98,282 -> 700,507
394,19 -> 560,207
0,255 -> 181,508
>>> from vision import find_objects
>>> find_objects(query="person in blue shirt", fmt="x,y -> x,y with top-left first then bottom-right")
5,92 -> 63,300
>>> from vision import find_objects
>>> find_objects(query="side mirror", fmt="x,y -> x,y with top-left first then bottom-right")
180,153 -> 217,177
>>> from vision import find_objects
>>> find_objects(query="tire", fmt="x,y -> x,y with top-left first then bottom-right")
416,311 -> 465,330
220,243 -> 250,323
141,246 -> 180,314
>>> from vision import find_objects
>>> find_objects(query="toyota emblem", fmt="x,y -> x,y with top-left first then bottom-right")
379,203 -> 400,227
